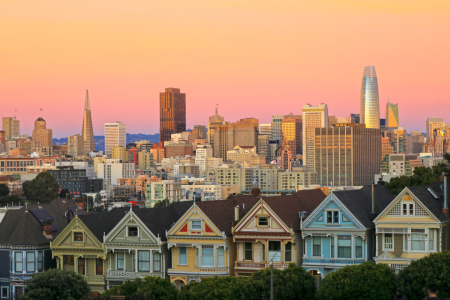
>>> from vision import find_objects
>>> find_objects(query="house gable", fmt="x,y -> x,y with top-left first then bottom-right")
50,216 -> 102,251
234,199 -> 290,234
375,188 -> 438,223
104,210 -> 158,245
167,204 -> 223,238
303,193 -> 364,230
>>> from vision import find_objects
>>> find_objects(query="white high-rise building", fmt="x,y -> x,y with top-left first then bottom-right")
259,123 -> 272,136
302,103 -> 328,172
195,144 -> 213,172
104,122 -> 126,155
270,115 -> 284,143
97,159 -> 135,186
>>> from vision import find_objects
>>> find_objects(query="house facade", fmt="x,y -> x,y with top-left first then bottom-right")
301,185 -> 394,285
374,184 -> 450,273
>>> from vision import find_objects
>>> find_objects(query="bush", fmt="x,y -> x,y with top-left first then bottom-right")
317,261 -> 397,300
178,276 -> 247,300
24,172 -> 59,203
398,251 -> 450,300
241,263 -> 316,300
22,269 -> 91,300
103,276 -> 177,300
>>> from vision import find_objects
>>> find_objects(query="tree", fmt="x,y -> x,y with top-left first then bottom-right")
178,276 -> 247,300
153,199 -> 170,208
59,188 -> 70,198
22,180 -> 31,198
316,261 -> 397,300
22,269 -> 91,300
25,172 -> 59,203
398,251 -> 450,300
102,276 -> 177,300
94,193 -> 102,205
241,263 -> 316,300
0,184 -> 9,197
0,194 -> 21,206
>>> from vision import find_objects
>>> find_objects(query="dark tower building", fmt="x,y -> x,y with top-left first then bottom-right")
160,88 -> 186,143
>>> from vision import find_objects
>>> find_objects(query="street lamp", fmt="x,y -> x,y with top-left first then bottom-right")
270,249 -> 282,300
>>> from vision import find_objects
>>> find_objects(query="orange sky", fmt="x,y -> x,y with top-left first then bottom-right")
1,0 -> 449,137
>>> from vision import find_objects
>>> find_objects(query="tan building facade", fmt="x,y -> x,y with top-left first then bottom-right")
32,117 -> 53,148
81,90 -> 96,154
68,134 -> 84,157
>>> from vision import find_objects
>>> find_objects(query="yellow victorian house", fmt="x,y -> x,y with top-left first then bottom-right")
50,210 -> 125,292
166,200 -> 243,289
374,182 -> 450,273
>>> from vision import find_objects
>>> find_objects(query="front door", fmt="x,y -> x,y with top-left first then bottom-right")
15,287 -> 24,300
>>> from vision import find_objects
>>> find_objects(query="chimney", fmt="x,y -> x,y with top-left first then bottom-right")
235,206 -> 239,222
43,218 -> 53,238
443,173 -> 448,216
369,181 -> 377,221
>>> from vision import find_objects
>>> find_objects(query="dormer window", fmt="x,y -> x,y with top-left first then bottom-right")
128,227 -> 138,237
326,211 -> 339,224
258,217 -> 269,226
74,232 -> 83,242
402,203 -> 414,216
191,220 -> 202,230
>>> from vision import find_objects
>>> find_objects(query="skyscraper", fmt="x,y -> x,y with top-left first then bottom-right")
302,103 -> 328,172
281,118 -> 302,155
68,134 -> 84,157
11,116 -> 20,139
104,122 -> 126,155
212,120 -> 258,160
360,66 -> 380,129
270,115 -> 284,143
2,117 -> 12,140
385,102 -> 399,128
315,123 -> 381,186
384,127 -> 407,154
426,117 -> 445,140
81,90 -> 96,154
160,88 -> 186,143
32,117 -> 53,149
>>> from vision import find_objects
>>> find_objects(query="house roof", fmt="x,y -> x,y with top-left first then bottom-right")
0,198 -> 86,246
333,184 -> 395,228
0,175 -> 14,182
197,189 -> 327,235
407,182 -> 449,222
78,208 -> 130,242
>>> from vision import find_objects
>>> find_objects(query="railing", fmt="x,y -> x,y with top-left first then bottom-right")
235,262 -> 266,269
303,258 -> 365,265
107,271 -> 139,278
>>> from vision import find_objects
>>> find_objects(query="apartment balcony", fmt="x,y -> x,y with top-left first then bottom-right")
302,258 -> 365,266
234,261 -> 290,270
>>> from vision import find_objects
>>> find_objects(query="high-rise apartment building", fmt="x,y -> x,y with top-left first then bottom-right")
382,137 -> 394,160
112,144 -> 128,162
81,90 -> 96,154
32,117 -> 53,149
2,117 -> 12,140
258,135 -> 270,159
360,66 -> 380,129
271,115 -> 284,143
160,88 -> 186,143
407,131 -> 425,154
68,134 -> 84,157
385,127 -> 407,154
9,116 -> 20,139
315,124 -> 381,186
195,144 -> 212,172
104,122 -> 126,155
385,102 -> 399,128
207,106 -> 227,156
138,151 -> 154,170
426,118 -> 445,140
97,159 -> 135,186
302,103 -> 328,172
281,118 -> 302,155
349,114 -> 360,124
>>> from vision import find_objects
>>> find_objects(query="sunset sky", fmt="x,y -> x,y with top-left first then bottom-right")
1,0 -> 449,138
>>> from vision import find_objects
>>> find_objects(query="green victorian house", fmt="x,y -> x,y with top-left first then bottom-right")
50,209 -> 125,292
104,203 -> 192,289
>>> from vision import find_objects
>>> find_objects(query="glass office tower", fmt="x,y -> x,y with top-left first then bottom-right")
360,66 -> 380,129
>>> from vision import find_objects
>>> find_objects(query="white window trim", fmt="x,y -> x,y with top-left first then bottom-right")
178,247 -> 188,266
153,252 -> 161,272
410,231 -> 427,253
382,233 -> 394,251
312,236 -> 323,258
190,219 -> 202,231
201,245 -> 215,267
1,286 -> 9,299
325,210 -> 340,224
217,246 -> 225,267
401,201 -> 415,216
116,252 -> 125,270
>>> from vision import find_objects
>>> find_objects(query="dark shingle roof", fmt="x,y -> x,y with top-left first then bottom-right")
407,183 -> 449,222
78,208 -> 129,242
333,184 -> 395,228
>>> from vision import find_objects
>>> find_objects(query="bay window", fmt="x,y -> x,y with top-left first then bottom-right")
383,233 -> 393,251
218,247 -> 225,267
244,243 -> 252,261
330,237 -> 335,258
15,252 -> 23,272
202,245 -> 214,266
285,242 -> 292,262
411,229 -> 426,251
338,236 -> 351,258
355,237 -> 362,258
117,252 -> 124,270
26,252 -> 35,272
313,237 -> 321,256
429,229 -> 435,251
96,257 -> 103,275
78,258 -> 85,275
179,247 -> 188,265
37,252 -> 43,272
269,241 -> 281,262
153,253 -> 161,272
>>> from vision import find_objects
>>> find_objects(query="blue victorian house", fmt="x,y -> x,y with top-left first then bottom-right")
301,184 -> 394,285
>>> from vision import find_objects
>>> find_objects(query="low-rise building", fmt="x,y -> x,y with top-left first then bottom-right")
97,159 -> 135,186
215,167 -> 253,192
48,166 -> 103,196
278,167 -> 317,191
227,146 -> 257,164
145,180 -> 184,207
117,175 -> 161,197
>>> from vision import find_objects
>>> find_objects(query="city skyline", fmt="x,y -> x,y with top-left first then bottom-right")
1,0 -> 450,137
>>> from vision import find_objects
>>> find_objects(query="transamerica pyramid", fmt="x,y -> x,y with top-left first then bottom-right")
81,90 -> 96,154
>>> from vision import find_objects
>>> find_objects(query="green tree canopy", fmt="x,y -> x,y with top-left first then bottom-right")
22,269 -> 91,300
0,184 -> 9,197
25,172 -> 59,203
241,263 -> 316,300
0,194 -> 21,205
153,199 -> 170,208
102,276 -> 177,300
317,261 -> 397,300
398,251 -> 450,300
178,276 -> 247,300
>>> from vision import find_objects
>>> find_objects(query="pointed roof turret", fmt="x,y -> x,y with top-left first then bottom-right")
85,90 -> 90,110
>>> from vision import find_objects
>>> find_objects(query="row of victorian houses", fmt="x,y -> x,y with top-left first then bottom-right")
0,178 -> 449,298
